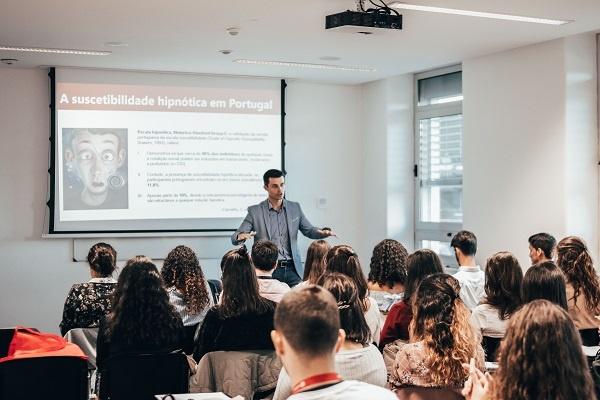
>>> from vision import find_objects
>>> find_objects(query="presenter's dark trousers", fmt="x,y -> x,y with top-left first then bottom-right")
272,260 -> 302,287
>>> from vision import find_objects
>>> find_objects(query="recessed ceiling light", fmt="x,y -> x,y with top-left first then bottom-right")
319,56 -> 341,61
389,2 -> 572,25
234,59 -> 375,72
104,42 -> 128,47
0,45 -> 111,55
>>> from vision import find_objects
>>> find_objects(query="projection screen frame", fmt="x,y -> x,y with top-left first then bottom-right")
46,67 -> 287,236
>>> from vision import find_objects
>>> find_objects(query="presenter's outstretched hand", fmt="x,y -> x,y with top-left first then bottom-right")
319,228 -> 337,238
237,231 -> 256,241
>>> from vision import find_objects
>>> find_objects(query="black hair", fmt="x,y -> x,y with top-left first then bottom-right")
251,240 -> 279,272
87,242 -> 117,277
522,261 -> 568,310
529,233 -> 556,259
263,169 -> 284,185
450,230 -> 477,256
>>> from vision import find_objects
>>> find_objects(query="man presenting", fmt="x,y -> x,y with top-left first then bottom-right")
232,169 -> 334,286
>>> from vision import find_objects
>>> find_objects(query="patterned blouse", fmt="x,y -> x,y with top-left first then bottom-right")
390,341 -> 485,388
59,278 -> 117,336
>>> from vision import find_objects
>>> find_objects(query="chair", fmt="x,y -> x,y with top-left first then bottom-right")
99,351 -> 189,400
395,387 -> 465,400
64,327 -> 99,369
580,329 -> 600,346
0,328 -> 16,358
208,279 -> 222,304
481,336 -> 501,362
0,356 -> 88,400
182,324 -> 200,355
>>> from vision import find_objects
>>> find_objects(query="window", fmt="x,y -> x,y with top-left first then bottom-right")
415,67 -> 463,269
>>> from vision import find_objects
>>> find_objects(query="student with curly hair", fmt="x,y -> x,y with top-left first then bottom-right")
471,252 -> 523,339
300,240 -> 331,286
379,249 -> 443,348
390,274 -> 484,389
193,246 -> 276,361
556,236 -> 600,330
462,300 -> 596,400
368,239 -> 409,313
325,245 -> 381,345
162,245 -> 213,327
273,273 -> 387,399
96,256 -> 185,372
60,242 -> 118,335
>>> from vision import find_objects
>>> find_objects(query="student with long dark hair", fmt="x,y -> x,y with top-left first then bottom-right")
522,261 -> 568,310
325,245 -> 381,344
379,249 -> 443,348
390,274 -> 484,389
556,236 -> 600,330
471,252 -> 523,339
368,239 -> 408,313
273,273 -> 387,399
193,246 -> 276,361
162,245 -> 213,326
463,300 -> 596,400
300,240 -> 331,285
96,256 -> 185,370
60,242 -> 118,335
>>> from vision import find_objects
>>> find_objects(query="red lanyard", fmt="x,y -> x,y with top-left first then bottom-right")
291,372 -> 343,394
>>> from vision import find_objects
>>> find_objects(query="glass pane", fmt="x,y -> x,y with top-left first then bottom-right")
418,71 -> 463,106
419,114 -> 463,223
421,239 -> 458,270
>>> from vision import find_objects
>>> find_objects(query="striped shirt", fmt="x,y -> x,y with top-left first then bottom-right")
268,200 -> 293,260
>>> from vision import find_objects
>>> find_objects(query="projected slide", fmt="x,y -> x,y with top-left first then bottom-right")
51,68 -> 282,233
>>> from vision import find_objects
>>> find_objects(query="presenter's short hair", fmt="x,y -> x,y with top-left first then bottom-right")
528,233 -> 556,259
263,169 -> 284,185
275,285 -> 340,357
252,240 -> 279,271
451,230 -> 477,256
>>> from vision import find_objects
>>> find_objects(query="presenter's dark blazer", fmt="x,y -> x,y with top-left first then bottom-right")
231,199 -> 326,278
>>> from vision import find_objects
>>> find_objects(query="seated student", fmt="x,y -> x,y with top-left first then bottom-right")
451,231 -> 485,309
462,300 -> 596,400
96,256 -> 185,372
60,242 -> 118,336
390,274 -> 484,389
379,249 -> 443,348
471,252 -> 523,339
271,285 -> 397,400
367,239 -> 408,314
556,236 -> 600,330
522,261 -> 568,309
325,245 -> 381,345
528,232 -> 556,265
194,246 -> 276,361
298,240 -> 331,287
161,245 -> 213,327
251,240 -> 291,303
273,273 -> 387,399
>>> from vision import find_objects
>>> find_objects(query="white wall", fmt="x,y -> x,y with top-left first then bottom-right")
0,70 -> 364,332
361,75 -> 415,261
463,32 -> 598,268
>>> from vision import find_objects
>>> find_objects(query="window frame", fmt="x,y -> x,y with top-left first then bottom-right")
414,65 -> 463,266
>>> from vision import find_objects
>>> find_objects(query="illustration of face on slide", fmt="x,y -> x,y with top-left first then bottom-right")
63,128 -> 128,210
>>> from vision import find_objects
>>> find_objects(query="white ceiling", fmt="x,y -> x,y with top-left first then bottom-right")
1,0 -> 599,84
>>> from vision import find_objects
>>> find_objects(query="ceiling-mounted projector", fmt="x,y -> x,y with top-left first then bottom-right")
325,10 -> 402,33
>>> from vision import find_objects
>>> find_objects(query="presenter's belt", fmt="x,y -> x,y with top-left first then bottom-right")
277,259 -> 294,267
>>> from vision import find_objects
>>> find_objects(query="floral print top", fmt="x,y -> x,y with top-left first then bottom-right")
59,277 -> 117,336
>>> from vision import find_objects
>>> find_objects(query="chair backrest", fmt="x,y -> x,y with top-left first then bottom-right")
0,328 -> 15,358
182,324 -> 200,355
207,279 -> 222,304
481,336 -> 502,362
64,327 -> 99,369
395,387 -> 465,400
100,351 -> 189,400
580,329 -> 600,346
0,356 -> 88,400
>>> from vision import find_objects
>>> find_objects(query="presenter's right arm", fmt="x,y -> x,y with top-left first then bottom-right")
231,209 -> 255,245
